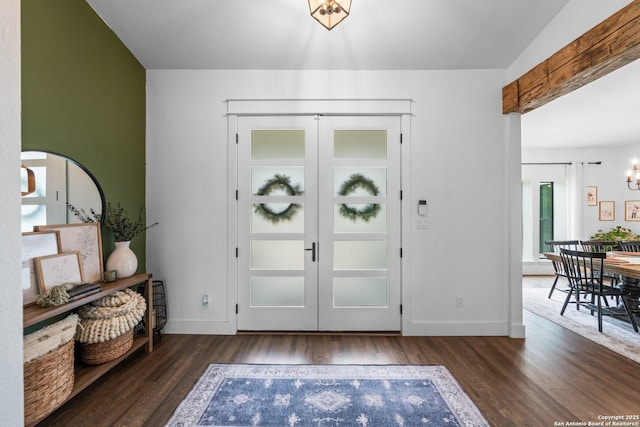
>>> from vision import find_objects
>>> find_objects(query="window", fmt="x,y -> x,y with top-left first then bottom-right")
522,165 -> 568,268
539,182 -> 554,257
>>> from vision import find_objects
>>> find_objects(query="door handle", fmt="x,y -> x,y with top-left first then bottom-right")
304,242 -> 316,262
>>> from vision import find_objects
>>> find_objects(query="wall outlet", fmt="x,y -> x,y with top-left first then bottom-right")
416,219 -> 427,229
202,294 -> 209,308
456,295 -> 464,307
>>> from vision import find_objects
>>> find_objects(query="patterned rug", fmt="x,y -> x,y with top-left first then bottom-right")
165,364 -> 489,427
523,287 -> 640,364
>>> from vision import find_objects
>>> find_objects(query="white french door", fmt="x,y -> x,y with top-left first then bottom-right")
237,115 -> 401,331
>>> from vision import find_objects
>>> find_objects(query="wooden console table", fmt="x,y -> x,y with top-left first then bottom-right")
23,273 -> 153,426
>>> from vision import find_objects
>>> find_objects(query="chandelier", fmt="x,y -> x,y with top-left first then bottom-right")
308,0 -> 351,30
626,159 -> 640,190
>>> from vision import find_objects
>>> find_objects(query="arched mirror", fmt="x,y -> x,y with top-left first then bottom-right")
20,151 -> 106,232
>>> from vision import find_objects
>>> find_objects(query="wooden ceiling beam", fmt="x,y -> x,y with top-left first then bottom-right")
503,0 -> 640,114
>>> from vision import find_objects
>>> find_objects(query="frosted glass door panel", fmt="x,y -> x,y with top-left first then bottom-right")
251,130 -> 305,159
252,204 -> 304,233
334,167 -> 387,196
334,130 -> 387,159
251,277 -> 305,307
334,204 -> 387,233
333,278 -> 388,307
251,240 -> 304,270
252,167 -> 304,194
334,241 -> 387,270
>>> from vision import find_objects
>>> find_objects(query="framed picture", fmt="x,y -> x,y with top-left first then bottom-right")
625,200 -> 640,221
34,223 -> 103,283
21,231 -> 61,305
599,201 -> 615,221
586,186 -> 598,206
35,251 -> 85,294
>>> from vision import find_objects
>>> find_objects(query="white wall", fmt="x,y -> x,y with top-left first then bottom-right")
146,69 -> 520,336
0,0 -> 24,423
524,145 -> 640,239
145,0 -> 630,340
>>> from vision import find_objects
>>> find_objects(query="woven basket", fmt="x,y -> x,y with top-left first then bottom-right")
24,339 -> 75,425
80,328 -> 134,365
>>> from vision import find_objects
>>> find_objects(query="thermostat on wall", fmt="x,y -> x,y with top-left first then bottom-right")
418,200 -> 427,216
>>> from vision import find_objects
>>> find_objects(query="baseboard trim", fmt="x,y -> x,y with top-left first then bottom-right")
164,320 -> 236,335
163,320 -> 524,337
403,320 -> 510,336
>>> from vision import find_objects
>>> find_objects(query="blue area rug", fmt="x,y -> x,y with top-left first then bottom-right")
165,364 -> 488,427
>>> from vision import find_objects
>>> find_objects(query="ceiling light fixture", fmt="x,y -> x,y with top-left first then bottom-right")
308,0 -> 351,31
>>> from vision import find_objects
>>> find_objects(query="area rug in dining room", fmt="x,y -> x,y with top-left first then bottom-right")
164,364 -> 489,427
523,287 -> 640,364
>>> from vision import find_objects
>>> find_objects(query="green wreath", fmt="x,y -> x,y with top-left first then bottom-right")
338,173 -> 380,222
253,174 -> 303,223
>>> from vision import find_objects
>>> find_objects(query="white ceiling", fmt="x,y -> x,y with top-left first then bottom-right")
86,0 -> 569,70
85,0 -> 640,149
522,58 -> 640,149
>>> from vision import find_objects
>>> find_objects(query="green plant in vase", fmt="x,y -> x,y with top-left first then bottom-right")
68,202 -> 158,279
102,202 -> 157,279
68,202 -> 158,241
102,202 -> 158,242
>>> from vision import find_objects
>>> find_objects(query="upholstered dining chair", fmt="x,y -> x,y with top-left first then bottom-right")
545,240 -> 580,299
559,248 -> 638,333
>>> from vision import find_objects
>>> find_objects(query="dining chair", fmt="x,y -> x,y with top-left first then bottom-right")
544,240 -> 580,299
615,241 -> 640,317
579,240 -> 619,252
579,240 -> 620,291
559,248 -> 638,333
618,241 -> 640,252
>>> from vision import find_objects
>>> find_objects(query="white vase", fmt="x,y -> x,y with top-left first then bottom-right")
106,241 -> 138,279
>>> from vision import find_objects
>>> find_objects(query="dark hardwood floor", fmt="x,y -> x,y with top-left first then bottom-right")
39,280 -> 640,426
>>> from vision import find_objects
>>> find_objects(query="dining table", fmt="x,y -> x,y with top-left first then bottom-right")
543,251 -> 640,315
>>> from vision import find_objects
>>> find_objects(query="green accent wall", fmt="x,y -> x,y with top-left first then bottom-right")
22,0 -> 147,267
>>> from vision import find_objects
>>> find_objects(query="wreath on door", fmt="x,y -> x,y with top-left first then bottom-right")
253,174 -> 304,223
338,173 -> 380,222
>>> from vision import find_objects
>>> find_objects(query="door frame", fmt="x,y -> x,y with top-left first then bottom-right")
226,99 -> 413,334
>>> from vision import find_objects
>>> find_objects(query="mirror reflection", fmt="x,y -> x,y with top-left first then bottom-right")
20,151 -> 105,231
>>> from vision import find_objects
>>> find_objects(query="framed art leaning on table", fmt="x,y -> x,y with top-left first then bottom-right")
21,231 -> 61,305
34,251 -> 85,293
34,222 -> 103,283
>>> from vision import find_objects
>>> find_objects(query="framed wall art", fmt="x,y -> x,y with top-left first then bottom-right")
598,201 -> 615,221
35,222 -> 103,283
21,231 -> 61,305
625,200 -> 640,221
35,251 -> 84,293
586,186 -> 598,206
